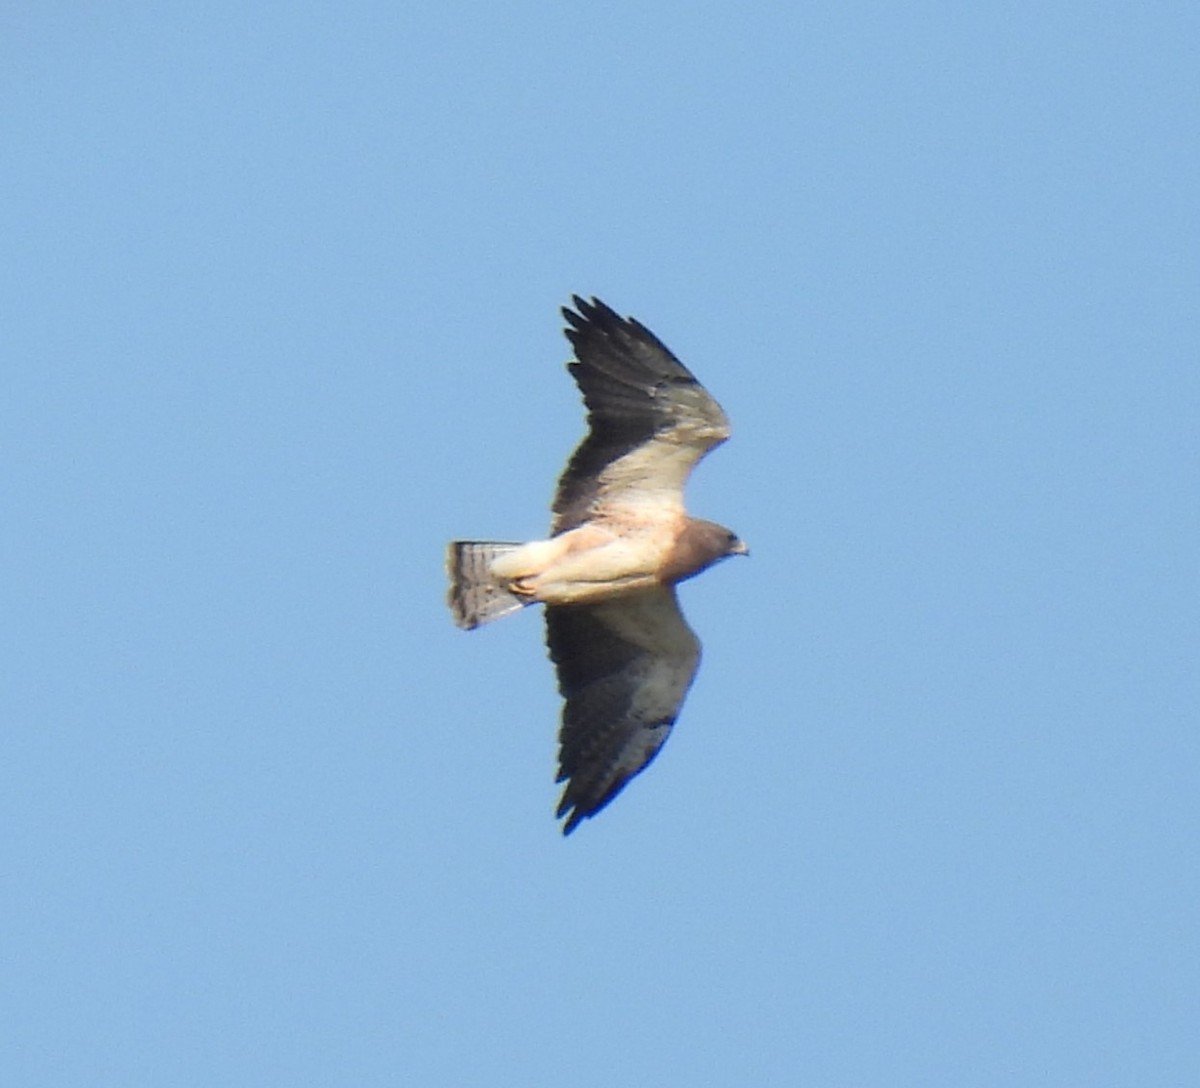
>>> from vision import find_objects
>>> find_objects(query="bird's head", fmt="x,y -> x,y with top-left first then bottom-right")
661,519 -> 749,584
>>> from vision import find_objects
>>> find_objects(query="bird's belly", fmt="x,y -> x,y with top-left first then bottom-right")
528,536 -> 665,605
532,571 -> 661,606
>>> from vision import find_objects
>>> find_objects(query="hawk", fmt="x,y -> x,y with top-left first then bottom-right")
446,297 -> 746,834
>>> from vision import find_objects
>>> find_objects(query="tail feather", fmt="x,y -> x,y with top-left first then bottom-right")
446,542 -> 530,630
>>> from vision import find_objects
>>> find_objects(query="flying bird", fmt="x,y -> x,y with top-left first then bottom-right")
446,296 -> 746,834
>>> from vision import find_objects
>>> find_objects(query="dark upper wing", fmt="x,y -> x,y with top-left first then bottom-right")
545,586 -> 702,835
552,296 -> 731,534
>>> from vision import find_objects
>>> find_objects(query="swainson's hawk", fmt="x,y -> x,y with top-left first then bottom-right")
447,297 -> 746,834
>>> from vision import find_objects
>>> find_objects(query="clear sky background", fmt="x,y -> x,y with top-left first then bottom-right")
4,4 -> 1197,1085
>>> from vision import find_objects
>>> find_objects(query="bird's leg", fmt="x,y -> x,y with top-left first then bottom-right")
508,577 -> 538,598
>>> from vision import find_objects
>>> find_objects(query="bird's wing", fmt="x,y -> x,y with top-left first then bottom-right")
552,297 -> 730,534
545,586 -> 702,834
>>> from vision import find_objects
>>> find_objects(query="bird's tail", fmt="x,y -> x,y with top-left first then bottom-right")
446,542 -> 530,630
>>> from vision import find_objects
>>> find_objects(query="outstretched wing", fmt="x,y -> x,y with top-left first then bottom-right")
552,297 -> 730,534
545,586 -> 702,835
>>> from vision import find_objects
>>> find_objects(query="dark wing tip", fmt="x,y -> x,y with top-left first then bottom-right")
554,765 -> 626,836
562,294 -> 617,327
560,295 -> 693,383
558,801 -> 585,836
554,779 -> 621,836
554,732 -> 673,836
561,296 -> 627,351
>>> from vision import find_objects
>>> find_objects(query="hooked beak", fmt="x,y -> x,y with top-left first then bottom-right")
730,538 -> 750,557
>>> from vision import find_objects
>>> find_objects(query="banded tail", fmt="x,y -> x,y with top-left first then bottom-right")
446,542 -> 530,630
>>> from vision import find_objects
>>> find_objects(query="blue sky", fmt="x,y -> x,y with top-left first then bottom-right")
4,3 -> 1197,1084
